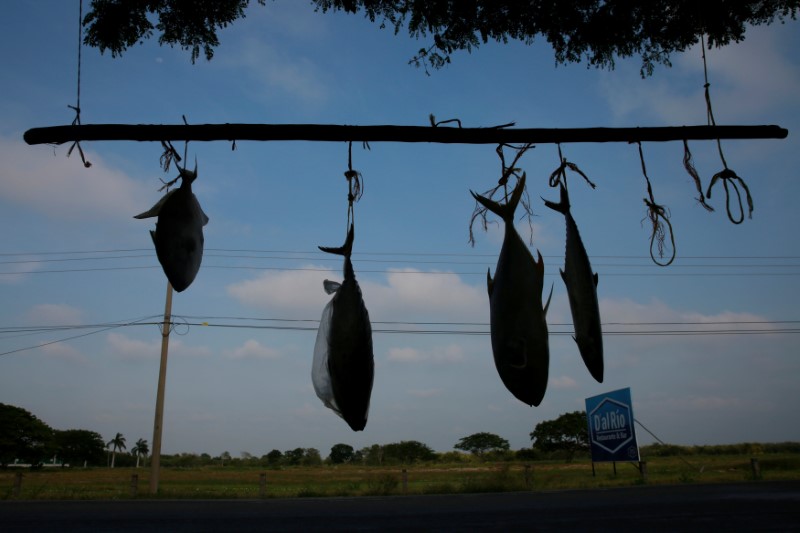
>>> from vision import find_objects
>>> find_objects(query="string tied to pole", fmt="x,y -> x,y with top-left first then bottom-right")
344,141 -> 366,230
637,142 -> 675,266
67,0 -> 91,168
701,34 -> 754,224
468,142 -> 534,246
548,143 -> 596,191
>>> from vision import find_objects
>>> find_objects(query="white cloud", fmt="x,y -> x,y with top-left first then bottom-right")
107,333 -> 211,360
600,25 -> 800,124
227,266 -> 334,314
24,303 -> 83,325
218,37 -> 328,105
0,137 -> 152,221
39,343 -> 88,364
227,266 -> 486,322
387,343 -> 465,364
407,388 -> 443,398
550,375 -> 578,389
364,269 -> 485,319
224,339 -> 281,360
0,256 -> 42,285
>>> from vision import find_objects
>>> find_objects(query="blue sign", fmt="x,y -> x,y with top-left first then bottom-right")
585,388 -> 640,463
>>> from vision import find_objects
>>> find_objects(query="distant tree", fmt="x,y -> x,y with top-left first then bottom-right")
0,403 -> 54,467
359,444 -> 383,466
284,447 -> 305,466
382,441 -> 436,464
54,429 -> 106,467
220,450 -> 232,466
530,411 -> 590,462
454,432 -> 510,457
329,443 -> 355,464
131,438 -> 149,468
266,449 -> 283,466
106,432 -> 126,468
302,448 -> 323,466
83,1 -> 800,76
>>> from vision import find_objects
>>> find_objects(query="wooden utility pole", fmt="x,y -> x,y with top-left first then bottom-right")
149,281 -> 173,495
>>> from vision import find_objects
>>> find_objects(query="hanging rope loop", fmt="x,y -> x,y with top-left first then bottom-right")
706,168 -> 754,224
637,142 -> 676,266
701,35 -> 754,223
344,141 -> 365,229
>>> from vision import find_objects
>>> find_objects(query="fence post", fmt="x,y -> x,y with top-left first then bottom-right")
639,461 -> 648,482
130,474 -> 139,498
402,469 -> 408,493
750,458 -> 761,480
259,473 -> 267,498
12,472 -> 23,498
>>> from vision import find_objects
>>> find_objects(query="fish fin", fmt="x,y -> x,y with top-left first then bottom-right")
323,280 -> 341,294
544,282 -> 554,315
319,223 -> 354,257
542,182 -> 570,214
593,272 -> 599,287
134,190 -> 175,219
470,173 -> 526,222
486,268 -> 494,297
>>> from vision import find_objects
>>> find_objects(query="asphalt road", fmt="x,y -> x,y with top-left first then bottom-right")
2,481 -> 798,532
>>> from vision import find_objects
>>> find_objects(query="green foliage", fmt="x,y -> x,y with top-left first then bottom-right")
265,449 -> 283,466
381,440 -> 436,464
329,443 -> 355,464
454,432 -> 510,457
0,403 -> 54,467
53,429 -> 106,467
530,411 -> 590,462
83,1 -> 800,75
83,0 -> 267,63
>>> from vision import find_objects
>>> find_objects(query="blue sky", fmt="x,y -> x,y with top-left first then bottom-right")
1,1 -> 798,458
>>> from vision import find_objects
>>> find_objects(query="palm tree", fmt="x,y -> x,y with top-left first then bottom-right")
107,432 -> 126,468
131,438 -> 149,468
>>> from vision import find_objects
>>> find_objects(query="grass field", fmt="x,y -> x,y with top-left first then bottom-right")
3,453 -> 799,500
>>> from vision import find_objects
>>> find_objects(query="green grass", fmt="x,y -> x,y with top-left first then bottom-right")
2,454 -> 799,500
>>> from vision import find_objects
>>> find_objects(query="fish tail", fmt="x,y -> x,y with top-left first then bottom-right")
470,173 -> 526,222
319,223 -> 355,257
542,182 -> 570,214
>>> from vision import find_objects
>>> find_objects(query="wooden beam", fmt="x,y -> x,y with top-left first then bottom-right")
23,123 -> 788,146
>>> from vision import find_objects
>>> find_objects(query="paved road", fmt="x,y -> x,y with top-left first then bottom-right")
3,481 -> 799,532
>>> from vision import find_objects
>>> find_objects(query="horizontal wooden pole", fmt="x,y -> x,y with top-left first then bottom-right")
23,123 -> 788,146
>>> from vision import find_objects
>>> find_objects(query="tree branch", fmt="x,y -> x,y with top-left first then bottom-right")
23,123 -> 789,146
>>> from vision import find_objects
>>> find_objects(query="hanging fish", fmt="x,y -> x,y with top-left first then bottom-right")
312,224 -> 374,431
134,161 -> 209,292
544,183 -> 604,382
470,174 -> 551,406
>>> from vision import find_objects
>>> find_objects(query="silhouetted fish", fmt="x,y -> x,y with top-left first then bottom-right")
471,174 -> 551,406
544,183 -> 604,382
134,162 -> 209,292
312,224 -> 374,431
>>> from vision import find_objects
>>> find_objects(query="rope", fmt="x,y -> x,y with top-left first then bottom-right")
637,142 -> 675,266
682,140 -> 714,212
701,35 -> 753,223
344,141 -> 365,231
67,0 -> 91,168
548,143 -> 596,190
